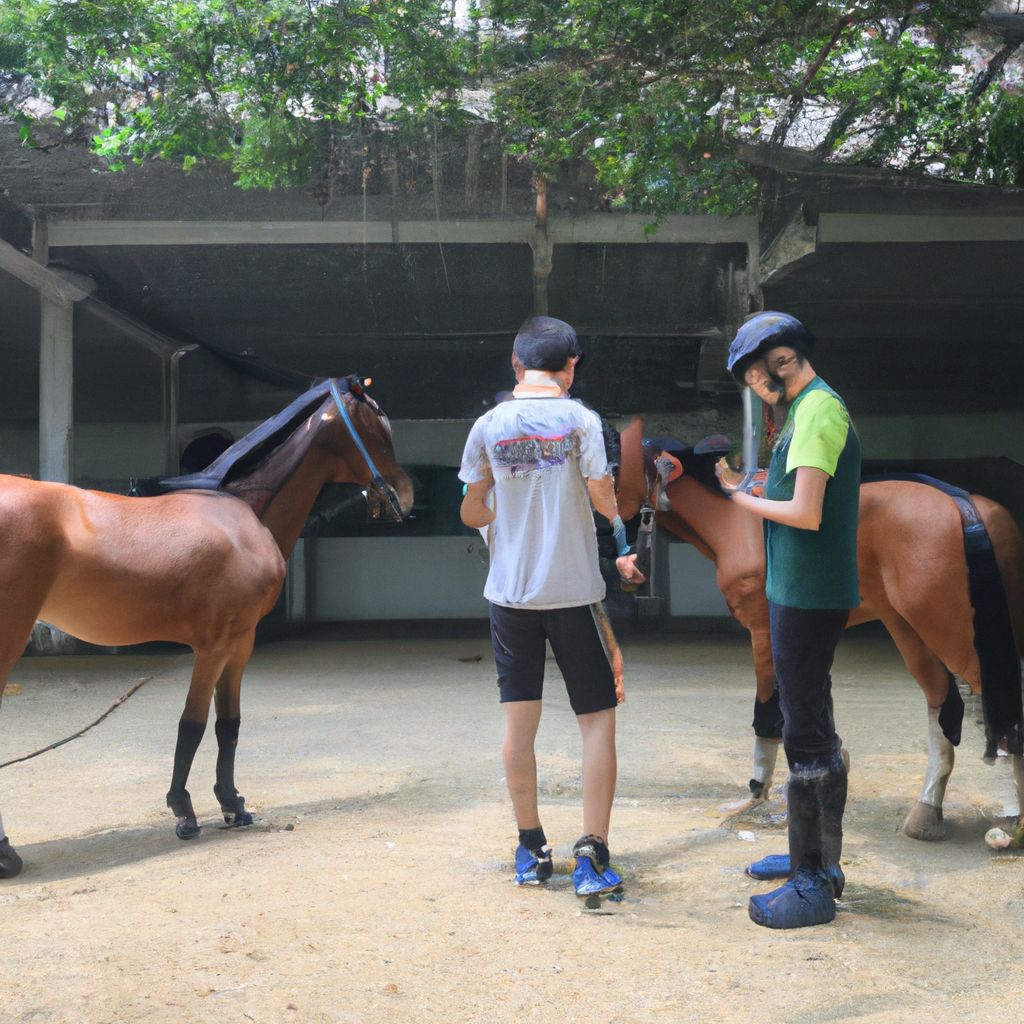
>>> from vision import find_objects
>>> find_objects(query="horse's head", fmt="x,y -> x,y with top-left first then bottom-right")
619,418 -> 740,512
322,377 -> 414,522
617,417 -> 686,517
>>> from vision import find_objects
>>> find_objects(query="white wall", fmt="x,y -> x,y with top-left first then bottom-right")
313,536 -> 491,619
3,410 -> 1021,484
668,545 -> 731,617
3,411 -> 1020,623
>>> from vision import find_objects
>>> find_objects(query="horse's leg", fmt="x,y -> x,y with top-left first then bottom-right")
729,583 -> 782,802
212,636 -> 255,827
882,612 -> 959,841
750,623 -> 782,801
167,651 -> 226,840
0,587 -> 53,877
720,589 -> 783,814
0,677 -> 24,876
1012,755 -> 1024,846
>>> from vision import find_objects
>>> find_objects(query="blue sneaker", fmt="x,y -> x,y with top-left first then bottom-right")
748,864 -> 837,929
514,842 -> 553,885
747,854 -> 845,898
572,835 -> 622,897
746,853 -> 791,880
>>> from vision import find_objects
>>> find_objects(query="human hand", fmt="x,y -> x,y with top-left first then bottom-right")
616,553 -> 646,586
715,459 -> 767,498
714,456 -> 741,496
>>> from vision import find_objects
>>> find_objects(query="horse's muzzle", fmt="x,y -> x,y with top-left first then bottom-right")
367,477 -> 406,523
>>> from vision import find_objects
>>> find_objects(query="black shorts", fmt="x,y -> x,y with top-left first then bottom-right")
488,602 -> 617,716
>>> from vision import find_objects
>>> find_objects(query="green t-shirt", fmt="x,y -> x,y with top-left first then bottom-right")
764,377 -> 860,609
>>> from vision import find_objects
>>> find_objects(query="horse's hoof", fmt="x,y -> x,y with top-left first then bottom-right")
0,837 -> 24,879
215,786 -> 252,827
175,817 -> 201,841
903,801 -> 945,841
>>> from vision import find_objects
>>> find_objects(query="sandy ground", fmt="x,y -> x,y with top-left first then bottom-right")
1,624 -> 1022,1024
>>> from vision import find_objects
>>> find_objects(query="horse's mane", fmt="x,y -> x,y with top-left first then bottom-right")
133,378 -> 345,497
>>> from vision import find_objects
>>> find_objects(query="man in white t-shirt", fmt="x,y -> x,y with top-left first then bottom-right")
459,316 -> 644,898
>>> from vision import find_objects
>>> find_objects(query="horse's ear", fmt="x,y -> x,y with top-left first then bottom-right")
617,416 -> 646,521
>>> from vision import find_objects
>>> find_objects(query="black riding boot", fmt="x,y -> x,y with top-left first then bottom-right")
818,751 -> 848,898
0,836 -> 23,879
748,754 -> 845,929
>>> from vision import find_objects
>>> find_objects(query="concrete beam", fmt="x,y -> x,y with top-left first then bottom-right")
0,236 -> 95,303
82,298 -> 199,359
816,213 -> 1024,244
46,214 -> 758,248
761,213 -> 818,285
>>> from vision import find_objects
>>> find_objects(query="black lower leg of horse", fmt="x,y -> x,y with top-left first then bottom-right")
938,671 -> 965,747
213,716 -> 252,826
749,682 -> 785,797
167,718 -> 206,839
752,683 -> 784,740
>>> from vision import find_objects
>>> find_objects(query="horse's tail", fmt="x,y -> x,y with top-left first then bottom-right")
878,474 -> 1023,759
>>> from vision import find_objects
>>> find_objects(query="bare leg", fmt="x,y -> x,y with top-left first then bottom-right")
503,700 -> 543,830
577,707 -> 617,841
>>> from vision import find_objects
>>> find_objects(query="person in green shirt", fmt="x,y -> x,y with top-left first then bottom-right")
717,311 -> 860,930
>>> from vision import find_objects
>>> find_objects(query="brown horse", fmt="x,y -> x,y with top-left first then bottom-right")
618,419 -> 1024,846
0,377 -> 413,877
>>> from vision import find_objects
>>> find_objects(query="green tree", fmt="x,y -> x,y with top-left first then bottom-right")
0,0 -> 467,186
1,1 -> 1022,210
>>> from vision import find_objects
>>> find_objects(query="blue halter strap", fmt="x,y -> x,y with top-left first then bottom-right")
329,378 -> 404,522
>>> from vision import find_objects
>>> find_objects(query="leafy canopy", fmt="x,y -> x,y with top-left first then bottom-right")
1,1 -> 1021,210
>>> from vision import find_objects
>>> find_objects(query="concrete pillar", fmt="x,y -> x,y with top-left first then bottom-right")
39,296 -> 74,483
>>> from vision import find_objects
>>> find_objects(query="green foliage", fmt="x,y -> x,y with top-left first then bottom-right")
0,0 -> 1020,210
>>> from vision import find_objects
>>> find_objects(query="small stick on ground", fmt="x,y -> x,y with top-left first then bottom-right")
0,675 -> 154,770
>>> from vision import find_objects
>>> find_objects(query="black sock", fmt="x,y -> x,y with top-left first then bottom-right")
519,827 -> 548,852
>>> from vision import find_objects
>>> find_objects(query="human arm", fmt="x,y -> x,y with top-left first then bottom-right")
586,474 -> 647,584
458,418 -> 495,529
716,462 -> 829,531
715,387 -> 848,532
460,478 -> 495,528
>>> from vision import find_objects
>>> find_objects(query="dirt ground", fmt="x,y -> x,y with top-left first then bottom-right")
1,624 -> 1022,1024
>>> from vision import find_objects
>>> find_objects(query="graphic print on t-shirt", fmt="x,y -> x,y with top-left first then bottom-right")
493,431 -> 580,477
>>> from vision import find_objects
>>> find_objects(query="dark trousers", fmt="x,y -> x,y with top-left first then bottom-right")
768,602 -> 849,768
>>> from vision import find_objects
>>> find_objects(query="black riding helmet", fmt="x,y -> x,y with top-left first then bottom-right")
726,311 -> 814,384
